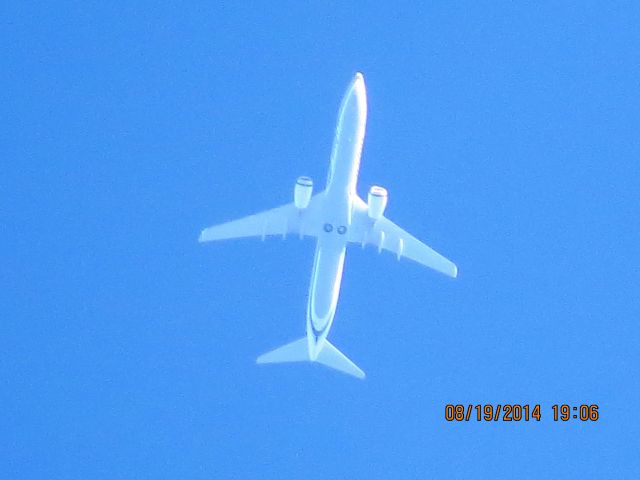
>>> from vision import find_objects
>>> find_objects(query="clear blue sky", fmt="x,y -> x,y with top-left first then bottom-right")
3,2 -> 639,478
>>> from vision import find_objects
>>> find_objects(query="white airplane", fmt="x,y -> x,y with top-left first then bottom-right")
199,73 -> 457,379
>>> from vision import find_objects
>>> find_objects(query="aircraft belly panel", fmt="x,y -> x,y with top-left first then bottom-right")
308,243 -> 346,333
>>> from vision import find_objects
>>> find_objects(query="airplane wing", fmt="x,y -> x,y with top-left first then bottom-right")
348,196 -> 458,278
199,194 -> 323,242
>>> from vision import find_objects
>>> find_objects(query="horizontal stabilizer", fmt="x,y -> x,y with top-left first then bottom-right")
256,337 -> 309,364
256,337 -> 365,379
317,340 -> 366,379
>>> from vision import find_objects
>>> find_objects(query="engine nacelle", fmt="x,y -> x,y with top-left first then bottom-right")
367,185 -> 388,220
294,176 -> 313,209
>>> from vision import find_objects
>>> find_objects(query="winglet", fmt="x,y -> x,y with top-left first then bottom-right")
451,264 -> 458,278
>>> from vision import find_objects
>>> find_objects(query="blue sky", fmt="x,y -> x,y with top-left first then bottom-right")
3,2 -> 639,478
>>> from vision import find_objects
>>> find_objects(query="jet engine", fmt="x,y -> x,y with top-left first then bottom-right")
367,185 -> 388,220
294,176 -> 313,209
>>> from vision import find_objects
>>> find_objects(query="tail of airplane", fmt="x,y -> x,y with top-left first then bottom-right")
256,337 -> 365,379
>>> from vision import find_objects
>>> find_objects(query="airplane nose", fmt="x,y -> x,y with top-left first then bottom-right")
352,72 -> 366,96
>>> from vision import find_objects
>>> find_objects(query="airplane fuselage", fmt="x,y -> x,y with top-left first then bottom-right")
306,74 -> 367,360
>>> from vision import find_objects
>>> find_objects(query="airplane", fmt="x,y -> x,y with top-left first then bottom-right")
199,73 -> 457,379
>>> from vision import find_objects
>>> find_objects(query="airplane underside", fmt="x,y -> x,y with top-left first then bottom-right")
199,73 -> 457,379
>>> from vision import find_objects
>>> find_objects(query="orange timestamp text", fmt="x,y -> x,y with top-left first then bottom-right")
444,404 -> 600,422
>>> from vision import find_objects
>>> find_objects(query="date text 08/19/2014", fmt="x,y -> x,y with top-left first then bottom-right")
444,404 -> 600,422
